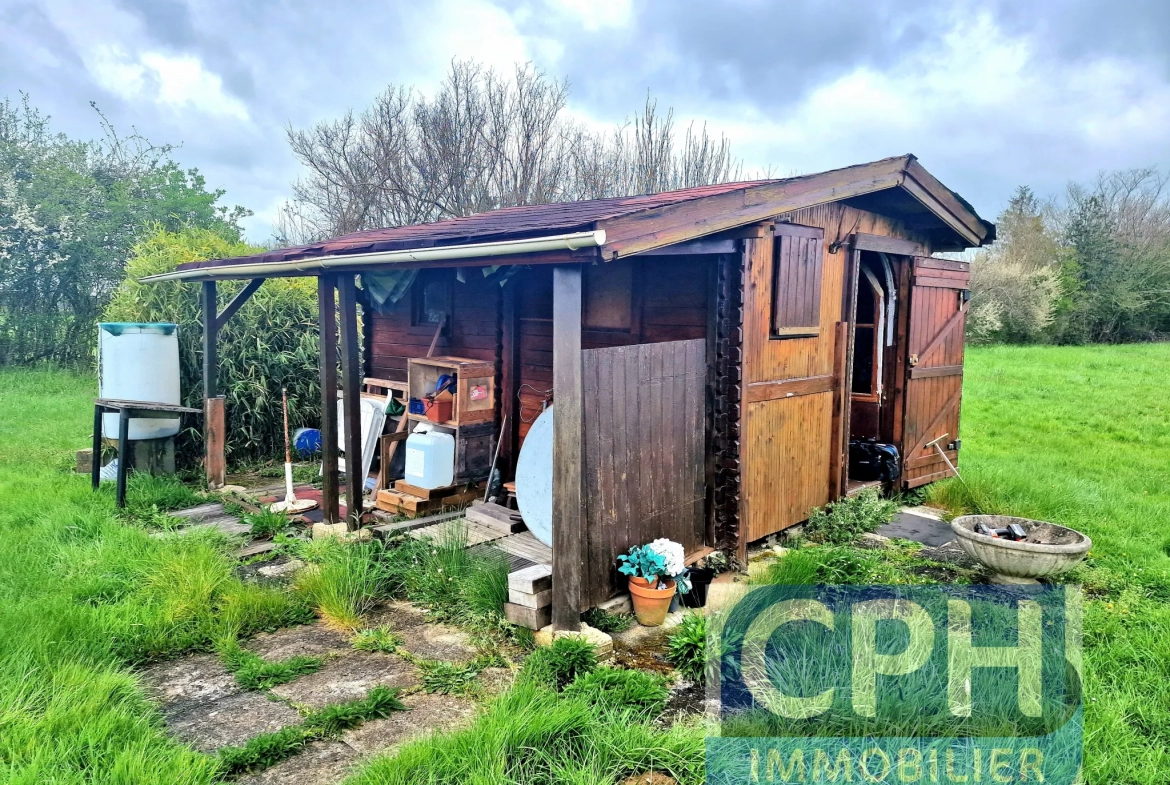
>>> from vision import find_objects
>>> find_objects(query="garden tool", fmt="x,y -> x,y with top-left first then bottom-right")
926,433 -> 969,491
270,388 -> 317,514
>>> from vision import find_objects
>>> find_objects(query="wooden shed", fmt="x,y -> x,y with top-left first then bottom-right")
146,154 -> 993,628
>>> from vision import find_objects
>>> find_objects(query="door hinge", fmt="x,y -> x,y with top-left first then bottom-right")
947,439 -> 961,451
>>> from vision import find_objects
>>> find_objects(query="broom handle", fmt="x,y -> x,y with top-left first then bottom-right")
282,388 -> 291,465
382,320 -> 444,475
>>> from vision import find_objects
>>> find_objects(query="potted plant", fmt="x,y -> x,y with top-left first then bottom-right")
618,544 -> 675,626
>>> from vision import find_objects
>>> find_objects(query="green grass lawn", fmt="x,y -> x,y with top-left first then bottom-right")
1,344 -> 1167,784
927,344 -> 1170,784
0,368 -> 307,784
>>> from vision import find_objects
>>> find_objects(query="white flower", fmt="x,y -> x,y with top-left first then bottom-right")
647,538 -> 685,577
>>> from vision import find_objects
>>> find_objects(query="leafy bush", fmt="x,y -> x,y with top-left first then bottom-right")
520,637 -> 598,691
563,667 -> 669,716
666,612 -> 707,683
294,540 -> 386,630
103,227 -> 321,469
803,489 -> 897,545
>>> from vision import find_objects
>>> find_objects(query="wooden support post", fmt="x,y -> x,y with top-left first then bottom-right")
91,403 -> 103,491
116,408 -> 130,508
499,283 -> 519,476
338,273 -> 363,530
836,244 -> 862,497
552,265 -> 584,631
201,281 -> 226,488
318,275 -> 340,524
205,397 -> 226,489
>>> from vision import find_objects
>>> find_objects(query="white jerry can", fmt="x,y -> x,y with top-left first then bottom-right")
403,423 -> 455,489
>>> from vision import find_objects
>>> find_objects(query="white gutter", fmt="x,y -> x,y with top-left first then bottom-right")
139,229 -> 607,283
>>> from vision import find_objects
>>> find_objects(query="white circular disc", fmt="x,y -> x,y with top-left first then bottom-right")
514,404 -> 553,547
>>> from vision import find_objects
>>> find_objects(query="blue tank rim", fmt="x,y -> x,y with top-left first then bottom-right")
98,322 -> 178,336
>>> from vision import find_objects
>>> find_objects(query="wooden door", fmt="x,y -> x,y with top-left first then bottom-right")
741,224 -> 835,543
581,339 -> 705,607
900,256 -> 970,488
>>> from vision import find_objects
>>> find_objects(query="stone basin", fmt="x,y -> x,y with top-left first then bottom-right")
951,515 -> 1091,584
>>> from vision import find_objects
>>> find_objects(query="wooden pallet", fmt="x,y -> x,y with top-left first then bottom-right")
374,485 -> 481,518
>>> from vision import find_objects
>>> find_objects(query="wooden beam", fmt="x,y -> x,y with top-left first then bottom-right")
338,274 -> 364,530
635,237 -> 738,256
910,364 -> 964,380
205,396 -> 226,490
837,245 -> 862,497
905,158 -> 992,244
599,157 -> 909,259
552,264 -> 584,631
851,233 -> 928,257
499,282 -> 519,476
215,278 -> 264,330
201,280 -> 226,488
745,374 -> 835,403
318,275 -> 340,524
900,175 -> 982,247
202,281 -> 218,399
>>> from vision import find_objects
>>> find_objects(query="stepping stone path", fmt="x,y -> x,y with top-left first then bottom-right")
139,602 -> 482,785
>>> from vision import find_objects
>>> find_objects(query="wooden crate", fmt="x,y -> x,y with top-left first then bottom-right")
407,356 -> 495,426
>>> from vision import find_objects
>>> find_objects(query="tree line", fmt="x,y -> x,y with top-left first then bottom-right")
968,171 -> 1170,344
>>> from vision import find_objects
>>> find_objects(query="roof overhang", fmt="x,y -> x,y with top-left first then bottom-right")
139,230 -> 606,283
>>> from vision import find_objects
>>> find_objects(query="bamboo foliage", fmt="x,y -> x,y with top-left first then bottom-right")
103,227 -> 321,469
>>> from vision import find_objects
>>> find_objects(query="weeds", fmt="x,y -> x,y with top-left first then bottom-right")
352,626 -> 402,654
218,639 -> 323,691
583,606 -> 635,633
419,660 -> 482,695
563,666 -> 670,717
243,507 -> 290,539
345,682 -> 705,785
666,612 -> 707,683
519,636 -> 598,690
803,489 -> 898,544
216,686 -> 406,776
294,540 -> 385,630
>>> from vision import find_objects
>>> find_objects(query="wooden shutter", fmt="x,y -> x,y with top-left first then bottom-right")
771,223 -> 824,337
901,256 -> 970,488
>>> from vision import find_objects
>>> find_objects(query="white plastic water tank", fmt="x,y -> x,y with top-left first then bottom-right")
98,323 -> 181,440
404,423 -> 455,489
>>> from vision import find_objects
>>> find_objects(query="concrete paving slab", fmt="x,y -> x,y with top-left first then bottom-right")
164,691 -> 304,753
878,509 -> 955,546
237,741 -> 357,785
341,691 -> 475,756
139,653 -> 239,710
395,621 -> 478,663
270,652 -> 421,710
245,623 -> 351,660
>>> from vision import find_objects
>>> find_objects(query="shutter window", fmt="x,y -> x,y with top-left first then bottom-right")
771,224 -> 824,338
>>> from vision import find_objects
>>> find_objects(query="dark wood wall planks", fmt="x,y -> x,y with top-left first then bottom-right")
581,339 -> 706,607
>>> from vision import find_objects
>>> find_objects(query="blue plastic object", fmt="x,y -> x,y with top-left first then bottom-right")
293,427 -> 322,456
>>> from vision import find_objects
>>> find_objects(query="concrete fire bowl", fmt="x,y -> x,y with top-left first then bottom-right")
951,515 -> 1091,585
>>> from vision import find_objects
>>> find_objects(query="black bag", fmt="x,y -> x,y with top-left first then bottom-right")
848,438 -> 902,483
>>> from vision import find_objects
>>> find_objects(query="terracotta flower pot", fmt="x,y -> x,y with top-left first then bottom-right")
629,577 -> 676,626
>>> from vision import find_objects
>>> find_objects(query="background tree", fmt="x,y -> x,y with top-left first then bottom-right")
278,60 -> 740,242
0,94 -> 247,367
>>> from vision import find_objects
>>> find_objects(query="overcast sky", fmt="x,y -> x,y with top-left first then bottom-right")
3,0 -> 1168,242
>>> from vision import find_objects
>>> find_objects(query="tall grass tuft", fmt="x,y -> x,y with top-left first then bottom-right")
294,540 -> 385,630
